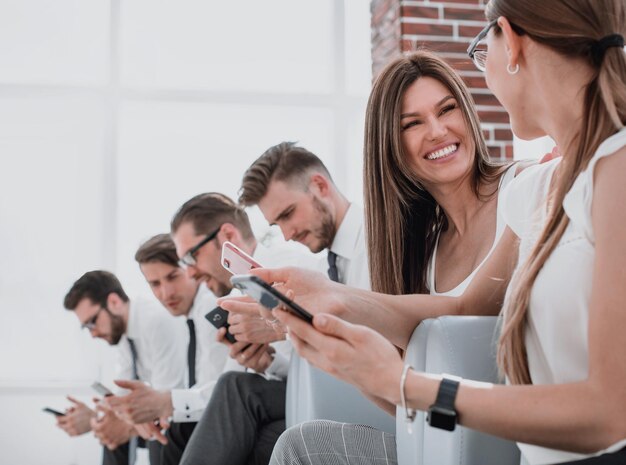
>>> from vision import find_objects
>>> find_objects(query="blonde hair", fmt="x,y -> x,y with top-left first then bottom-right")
490,0 -> 626,384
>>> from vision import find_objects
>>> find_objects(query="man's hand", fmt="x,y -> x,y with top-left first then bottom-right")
56,396 -> 96,436
134,421 -> 168,445
216,329 -> 275,373
227,312 -> 286,344
91,401 -> 134,450
104,380 -> 173,425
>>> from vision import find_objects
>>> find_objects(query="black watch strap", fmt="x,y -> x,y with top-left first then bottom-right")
435,378 -> 460,409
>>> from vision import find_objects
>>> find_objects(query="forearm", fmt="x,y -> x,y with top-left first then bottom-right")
398,372 -> 625,454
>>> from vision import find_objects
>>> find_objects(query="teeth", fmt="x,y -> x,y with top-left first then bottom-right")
426,144 -> 457,160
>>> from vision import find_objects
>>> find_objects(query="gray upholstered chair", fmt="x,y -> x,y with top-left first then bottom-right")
396,316 -> 521,465
285,353 -> 395,434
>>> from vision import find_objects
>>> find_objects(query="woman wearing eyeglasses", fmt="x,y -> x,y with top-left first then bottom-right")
258,0 -> 626,464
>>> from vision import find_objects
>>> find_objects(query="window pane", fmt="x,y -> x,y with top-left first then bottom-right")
120,0 -> 334,93
0,94 -> 109,381
344,0 -> 373,96
0,0 -> 109,85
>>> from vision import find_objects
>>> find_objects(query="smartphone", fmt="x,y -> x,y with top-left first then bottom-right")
91,381 -> 114,397
230,275 -> 313,324
221,241 -> 263,275
42,407 -> 65,417
205,306 -> 237,344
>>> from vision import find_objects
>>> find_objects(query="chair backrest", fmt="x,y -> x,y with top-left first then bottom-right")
396,316 -> 521,465
286,353 -> 395,434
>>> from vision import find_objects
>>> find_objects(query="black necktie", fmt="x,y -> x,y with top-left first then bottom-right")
327,251 -> 339,283
187,319 -> 196,387
127,338 -> 139,380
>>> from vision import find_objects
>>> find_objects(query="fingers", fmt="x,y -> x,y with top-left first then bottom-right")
250,267 -> 290,284
228,340 -> 253,359
220,298 -> 263,316
216,327 -> 231,345
114,379 -> 144,390
67,395 -> 85,407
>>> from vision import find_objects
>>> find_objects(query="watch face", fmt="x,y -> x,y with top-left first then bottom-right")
427,406 -> 457,431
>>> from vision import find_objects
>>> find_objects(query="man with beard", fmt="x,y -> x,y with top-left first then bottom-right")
169,192 -> 318,465
61,270 -> 186,465
238,141 -> 369,289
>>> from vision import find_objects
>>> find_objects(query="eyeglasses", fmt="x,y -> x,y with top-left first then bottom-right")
81,306 -> 108,330
467,20 -> 496,72
178,226 -> 221,268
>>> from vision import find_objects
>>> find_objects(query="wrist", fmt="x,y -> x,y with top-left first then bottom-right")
160,391 -> 174,418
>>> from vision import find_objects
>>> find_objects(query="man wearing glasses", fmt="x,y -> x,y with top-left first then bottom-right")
167,192 -> 318,465
61,270 -> 187,465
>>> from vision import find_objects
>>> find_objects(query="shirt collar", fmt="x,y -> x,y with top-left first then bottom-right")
329,203 -> 363,261
187,283 -> 212,320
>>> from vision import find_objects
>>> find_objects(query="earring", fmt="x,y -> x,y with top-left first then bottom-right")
507,63 -> 520,75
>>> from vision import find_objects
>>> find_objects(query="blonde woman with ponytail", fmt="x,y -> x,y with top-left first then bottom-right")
257,0 -> 626,463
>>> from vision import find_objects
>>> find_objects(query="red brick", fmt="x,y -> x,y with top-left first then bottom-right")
458,24 -> 488,39
462,75 -> 488,89
478,110 -> 510,124
471,93 -> 500,107
505,145 -> 514,159
401,5 -> 440,20
487,145 -> 503,159
444,56 -> 479,72
405,39 -> 470,54
402,22 -> 454,36
482,128 -> 493,141
495,128 -> 514,141
443,7 -> 486,21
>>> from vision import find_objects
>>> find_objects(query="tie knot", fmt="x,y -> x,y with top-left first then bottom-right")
186,318 -> 195,331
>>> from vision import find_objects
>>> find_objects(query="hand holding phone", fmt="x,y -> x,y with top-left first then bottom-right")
230,275 -> 313,324
42,407 -> 65,417
221,241 -> 263,275
205,306 -> 237,343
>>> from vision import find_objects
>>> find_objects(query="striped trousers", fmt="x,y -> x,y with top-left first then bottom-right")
270,420 -> 397,465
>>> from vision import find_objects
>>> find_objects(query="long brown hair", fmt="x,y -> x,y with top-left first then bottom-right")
492,0 -> 626,384
364,50 -> 504,296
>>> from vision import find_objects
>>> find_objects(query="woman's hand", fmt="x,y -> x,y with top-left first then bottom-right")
250,267 -> 347,317
274,308 -> 404,404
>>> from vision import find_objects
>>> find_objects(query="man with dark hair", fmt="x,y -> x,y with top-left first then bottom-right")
239,141 -> 369,288
170,192 -> 318,465
60,270 -> 187,465
106,234 -> 242,465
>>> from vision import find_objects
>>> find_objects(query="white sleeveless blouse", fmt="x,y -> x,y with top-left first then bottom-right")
502,128 -> 626,464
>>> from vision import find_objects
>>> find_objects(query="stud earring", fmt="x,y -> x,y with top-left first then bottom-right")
507,63 -> 520,75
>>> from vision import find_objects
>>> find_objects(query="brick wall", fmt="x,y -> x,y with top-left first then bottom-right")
371,0 -> 513,159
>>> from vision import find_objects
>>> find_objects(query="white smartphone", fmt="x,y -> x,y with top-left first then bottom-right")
91,381 -> 114,397
221,241 -> 263,275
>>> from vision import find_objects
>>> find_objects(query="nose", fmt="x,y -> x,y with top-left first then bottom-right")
281,224 -> 297,242
185,265 -> 197,280
428,116 -> 448,141
161,282 -> 175,300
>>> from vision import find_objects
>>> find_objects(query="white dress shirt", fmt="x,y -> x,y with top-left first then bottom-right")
116,296 -> 187,391
170,285 -> 242,422
325,203 -> 370,290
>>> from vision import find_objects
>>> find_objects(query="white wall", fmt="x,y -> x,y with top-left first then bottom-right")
0,1 -> 372,463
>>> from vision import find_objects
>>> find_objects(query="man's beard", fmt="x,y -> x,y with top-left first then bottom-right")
109,313 -> 126,345
310,196 -> 336,253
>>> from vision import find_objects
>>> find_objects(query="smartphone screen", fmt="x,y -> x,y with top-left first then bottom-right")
221,241 -> 263,275
230,275 -> 313,324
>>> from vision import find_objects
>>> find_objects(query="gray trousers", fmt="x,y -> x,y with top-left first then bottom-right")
102,439 -> 162,465
180,371 -> 287,465
270,420 -> 397,465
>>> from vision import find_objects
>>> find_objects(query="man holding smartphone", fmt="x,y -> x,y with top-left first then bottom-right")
62,270 -> 187,465
105,234 -> 250,465
170,192 -> 318,465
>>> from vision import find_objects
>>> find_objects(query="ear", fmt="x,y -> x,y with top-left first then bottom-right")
309,173 -> 331,197
497,16 -> 524,69
218,223 -> 241,245
106,292 -> 123,312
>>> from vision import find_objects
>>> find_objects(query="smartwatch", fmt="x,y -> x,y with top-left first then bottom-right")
427,377 -> 460,431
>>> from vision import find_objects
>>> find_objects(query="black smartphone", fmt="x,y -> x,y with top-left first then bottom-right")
205,306 -> 237,344
42,407 -> 65,417
230,275 -> 314,324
